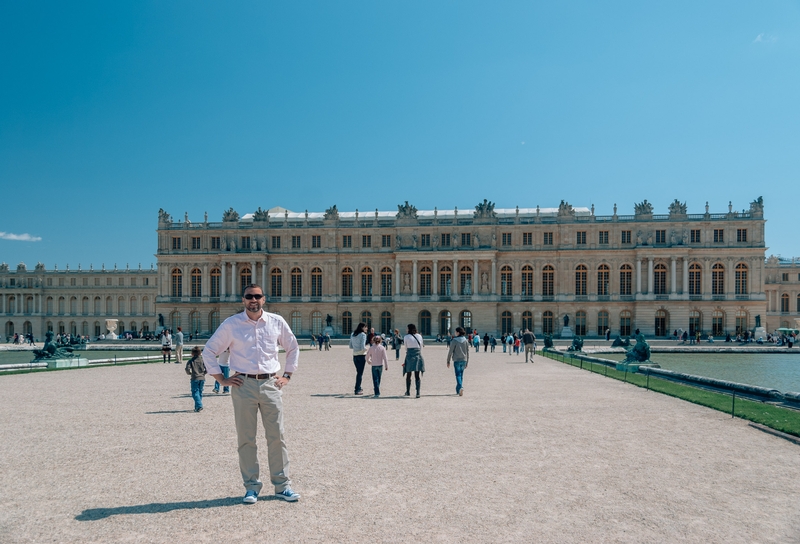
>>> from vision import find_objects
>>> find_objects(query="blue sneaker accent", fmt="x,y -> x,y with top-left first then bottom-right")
275,488 -> 300,502
243,490 -> 258,504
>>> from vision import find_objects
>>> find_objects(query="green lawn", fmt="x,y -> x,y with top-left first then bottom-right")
540,350 -> 800,438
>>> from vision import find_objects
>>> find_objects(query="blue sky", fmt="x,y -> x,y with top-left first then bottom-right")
1,1 -> 798,268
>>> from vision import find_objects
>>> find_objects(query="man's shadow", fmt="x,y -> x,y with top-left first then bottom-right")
76,496 -> 278,520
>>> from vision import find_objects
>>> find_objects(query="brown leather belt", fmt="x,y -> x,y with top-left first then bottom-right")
242,373 -> 276,380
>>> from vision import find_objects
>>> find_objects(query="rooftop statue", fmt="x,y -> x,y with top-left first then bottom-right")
668,199 -> 687,215
749,196 -> 764,216
396,201 -> 418,220
557,200 -> 574,217
158,208 -> 172,224
623,332 -> 651,363
634,200 -> 654,215
473,199 -> 497,219
323,205 -> 339,220
32,331 -> 77,361
222,208 -> 240,222
253,207 -> 269,221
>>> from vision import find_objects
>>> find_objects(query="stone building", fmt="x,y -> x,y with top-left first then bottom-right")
0,262 -> 158,341
154,198 -> 768,339
764,256 -> 800,332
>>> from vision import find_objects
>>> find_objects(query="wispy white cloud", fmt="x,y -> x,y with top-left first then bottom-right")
753,33 -> 778,44
0,232 -> 42,242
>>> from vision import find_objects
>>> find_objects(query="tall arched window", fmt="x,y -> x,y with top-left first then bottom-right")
191,268 -> 202,297
500,266 -> 513,296
501,311 -> 513,335
57,296 -> 65,315
380,311 -> 392,334
341,267 -> 353,297
70,296 -> 78,315
735,263 -> 748,295
419,266 -> 432,296
689,263 -> 702,295
105,296 -> 112,314
439,266 -> 452,296
142,297 -> 150,315
291,268 -> 302,298
271,268 -> 282,297
81,297 -> 89,315
171,268 -> 182,297
655,309 -> 668,336
521,265 -> 533,298
620,264 -> 632,296
620,310 -> 632,337
361,267 -> 373,297
380,267 -> 392,297
522,310 -> 533,331
130,296 -> 138,315
291,311 -> 302,333
653,264 -> 667,295
46,296 -> 54,315
542,266 -> 554,297
361,311 -> 372,330
689,310 -> 701,336
575,265 -> 587,296
460,310 -> 472,330
597,311 -> 609,335
311,311 -> 323,334
117,296 -> 125,314
712,310 -> 724,336
712,263 -> 725,295
460,266 -> 472,296
439,310 -> 451,335
781,293 -> 789,312
341,311 -> 352,335
210,267 -> 221,298
190,311 -> 201,335
171,311 -> 181,331
81,321 -> 89,337
575,311 -> 586,336
735,310 -> 748,334
419,310 -> 431,336
542,311 -> 554,335
597,264 -> 610,296
240,266 -> 252,295
311,267 -> 323,297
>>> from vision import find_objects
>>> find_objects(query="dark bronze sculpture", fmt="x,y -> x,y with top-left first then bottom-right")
623,332 -> 651,363
32,331 -> 76,360
611,336 -> 631,348
566,337 -> 584,352
543,334 -> 554,349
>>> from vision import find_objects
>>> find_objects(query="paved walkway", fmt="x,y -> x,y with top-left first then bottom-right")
1,346 -> 798,543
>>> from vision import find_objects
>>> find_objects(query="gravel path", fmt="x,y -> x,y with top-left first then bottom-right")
1,346 -> 798,543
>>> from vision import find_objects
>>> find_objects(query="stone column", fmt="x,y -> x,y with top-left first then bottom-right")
703,258 -> 712,295
491,259 -> 496,295
251,261 -> 256,288
683,259 -> 689,295
647,258 -> 654,295
671,257 -> 677,294
636,259 -> 642,294
473,259 -> 479,297
220,261 -> 227,298
395,262 -> 401,295
453,259 -> 459,296
262,259 -> 267,291
432,260 -> 438,295
412,260 -> 418,295
231,261 -> 238,299
202,264 -> 209,297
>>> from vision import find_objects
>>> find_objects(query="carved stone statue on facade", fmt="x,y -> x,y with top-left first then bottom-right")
563,314 -> 569,327
481,272 -> 488,291
636,231 -> 644,245
682,229 -> 689,245
491,233 -> 497,247
222,207 -> 240,222
474,233 -> 480,247
646,232 -> 653,245
396,201 -> 418,220
634,200 -> 654,215
158,208 -> 172,224
412,234 -> 417,248
323,205 -> 339,220
557,200 -> 574,217
403,272 -> 411,293
253,207 -> 269,221
432,234 -> 438,248
749,196 -> 764,216
395,235 -> 402,249
670,230 -> 677,245
326,314 -> 333,326
473,199 -> 497,219
668,199 -> 687,215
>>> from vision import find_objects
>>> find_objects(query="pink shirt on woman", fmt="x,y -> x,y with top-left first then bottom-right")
366,344 -> 389,368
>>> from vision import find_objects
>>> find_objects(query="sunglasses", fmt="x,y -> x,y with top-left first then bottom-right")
244,294 -> 264,300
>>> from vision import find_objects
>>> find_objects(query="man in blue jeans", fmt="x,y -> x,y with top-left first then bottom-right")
446,326 -> 470,396
212,348 -> 231,394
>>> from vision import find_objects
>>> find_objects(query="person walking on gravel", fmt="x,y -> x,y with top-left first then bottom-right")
366,335 -> 389,397
403,324 -> 426,398
522,329 -> 536,363
201,284 -> 301,504
447,327 -> 469,396
349,322 -> 368,395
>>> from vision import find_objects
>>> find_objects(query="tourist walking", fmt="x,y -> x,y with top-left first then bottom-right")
522,329 -> 536,362
366,335 -> 389,397
447,327 -> 470,396
184,346 -> 206,412
483,333 -> 489,352
161,330 -> 172,363
175,327 -> 184,362
403,324 -> 426,398
212,348 -> 230,394
392,328 -> 402,360
472,333 -> 480,352
201,283 -> 301,504
349,322 -> 368,395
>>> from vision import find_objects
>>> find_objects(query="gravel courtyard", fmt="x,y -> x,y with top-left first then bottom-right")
0,345 -> 798,543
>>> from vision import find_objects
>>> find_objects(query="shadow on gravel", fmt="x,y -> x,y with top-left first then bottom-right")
310,394 -> 454,399
145,410 -> 195,414
76,497 -> 241,520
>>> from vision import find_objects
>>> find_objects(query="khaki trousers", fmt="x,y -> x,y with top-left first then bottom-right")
175,344 -> 183,362
231,376 -> 291,494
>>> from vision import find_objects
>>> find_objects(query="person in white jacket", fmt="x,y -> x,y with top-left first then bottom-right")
349,322 -> 368,395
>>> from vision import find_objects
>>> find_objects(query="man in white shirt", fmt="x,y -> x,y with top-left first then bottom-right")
174,327 -> 184,362
202,284 -> 301,504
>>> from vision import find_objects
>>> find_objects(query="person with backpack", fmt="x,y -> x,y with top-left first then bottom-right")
403,323 -> 426,398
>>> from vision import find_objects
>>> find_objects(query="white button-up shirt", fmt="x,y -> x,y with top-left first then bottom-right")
202,310 -> 299,376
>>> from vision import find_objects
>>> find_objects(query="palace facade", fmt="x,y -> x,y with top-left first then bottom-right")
764,256 -> 800,332
151,198 -> 770,339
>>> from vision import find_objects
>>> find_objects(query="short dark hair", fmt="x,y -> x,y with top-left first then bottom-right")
242,283 -> 264,296
455,327 -> 466,336
407,323 -> 417,335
